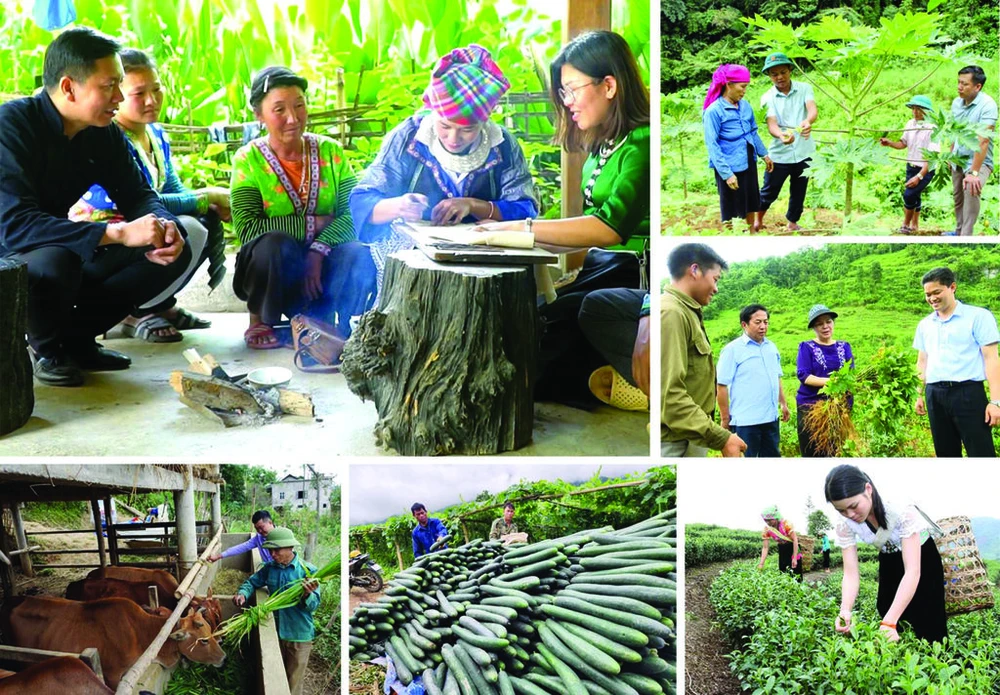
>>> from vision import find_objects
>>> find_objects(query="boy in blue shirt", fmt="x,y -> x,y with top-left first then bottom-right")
235,527 -> 319,695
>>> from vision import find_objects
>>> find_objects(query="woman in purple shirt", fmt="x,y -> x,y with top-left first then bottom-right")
797,304 -> 854,457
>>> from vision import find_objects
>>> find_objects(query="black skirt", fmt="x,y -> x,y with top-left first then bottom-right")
777,541 -> 803,582
877,537 -> 947,643
715,143 -> 761,222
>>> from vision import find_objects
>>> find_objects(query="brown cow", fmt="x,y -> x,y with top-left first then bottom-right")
0,657 -> 113,694
0,596 -> 225,689
66,578 -> 223,629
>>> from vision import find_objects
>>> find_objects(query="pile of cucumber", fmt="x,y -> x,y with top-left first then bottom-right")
349,509 -> 676,695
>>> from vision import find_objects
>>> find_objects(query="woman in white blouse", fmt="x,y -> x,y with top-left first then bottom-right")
823,464 -> 947,643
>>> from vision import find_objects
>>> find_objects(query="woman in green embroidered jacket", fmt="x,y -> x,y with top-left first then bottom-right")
234,527 -> 319,695
479,30 -> 650,406
230,66 -> 375,348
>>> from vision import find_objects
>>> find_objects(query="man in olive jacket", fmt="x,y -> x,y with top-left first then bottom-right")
661,243 -> 746,457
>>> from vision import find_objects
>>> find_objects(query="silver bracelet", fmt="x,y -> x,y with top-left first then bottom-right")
487,201 -> 495,219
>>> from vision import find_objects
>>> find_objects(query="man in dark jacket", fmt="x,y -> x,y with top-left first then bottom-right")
0,27 -> 190,386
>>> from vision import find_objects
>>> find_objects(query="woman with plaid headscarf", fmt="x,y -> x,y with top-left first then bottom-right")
350,45 -> 539,295
758,505 -> 803,582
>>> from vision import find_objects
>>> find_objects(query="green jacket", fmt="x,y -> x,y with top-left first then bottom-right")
661,287 -> 730,450
237,553 -> 320,642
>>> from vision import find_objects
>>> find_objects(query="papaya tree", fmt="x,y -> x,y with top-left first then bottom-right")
661,93 -> 702,200
743,10 -> 976,223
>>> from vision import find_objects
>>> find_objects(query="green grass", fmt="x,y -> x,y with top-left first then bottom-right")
662,63 -> 1000,233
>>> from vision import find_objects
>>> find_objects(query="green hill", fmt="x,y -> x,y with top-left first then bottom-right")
689,243 -> 1000,456
973,517 -> 1000,562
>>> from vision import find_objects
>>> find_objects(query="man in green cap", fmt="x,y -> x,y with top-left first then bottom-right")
755,52 -> 817,232
879,95 -> 939,233
235,527 -> 319,695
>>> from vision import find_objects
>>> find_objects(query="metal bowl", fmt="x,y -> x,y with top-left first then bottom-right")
247,366 -> 292,389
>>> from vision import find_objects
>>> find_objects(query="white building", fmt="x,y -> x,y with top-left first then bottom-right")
269,474 -> 336,511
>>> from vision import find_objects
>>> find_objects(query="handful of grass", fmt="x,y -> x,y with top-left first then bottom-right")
214,553 -> 340,645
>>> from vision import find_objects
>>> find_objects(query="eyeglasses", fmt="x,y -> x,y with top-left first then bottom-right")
558,79 -> 600,105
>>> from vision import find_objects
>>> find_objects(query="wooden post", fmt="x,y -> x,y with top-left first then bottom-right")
461,521 -> 470,544
0,258 -> 34,435
342,250 -> 537,455
174,468 -> 198,574
559,0 -> 612,272
210,481 -> 222,541
0,507 -> 13,597
394,540 -> 404,571
336,67 -> 346,147
10,503 -> 32,577
102,497 -> 118,566
91,499 -> 107,569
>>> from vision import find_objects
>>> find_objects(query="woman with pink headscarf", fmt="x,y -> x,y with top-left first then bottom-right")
703,64 -> 773,230
350,45 -> 538,295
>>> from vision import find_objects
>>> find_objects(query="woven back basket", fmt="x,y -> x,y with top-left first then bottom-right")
935,516 -> 995,616
798,535 -> 815,571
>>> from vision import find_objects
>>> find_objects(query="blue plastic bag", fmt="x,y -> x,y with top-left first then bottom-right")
33,0 -> 77,31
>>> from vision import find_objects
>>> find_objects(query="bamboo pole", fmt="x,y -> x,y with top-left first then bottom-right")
115,584 -> 200,694
103,497 -> 118,566
174,524 -> 222,599
455,479 -> 647,520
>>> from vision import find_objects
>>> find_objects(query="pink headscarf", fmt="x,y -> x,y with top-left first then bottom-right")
703,64 -> 752,111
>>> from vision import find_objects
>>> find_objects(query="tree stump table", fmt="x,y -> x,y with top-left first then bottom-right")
0,258 -> 34,435
342,250 -> 537,455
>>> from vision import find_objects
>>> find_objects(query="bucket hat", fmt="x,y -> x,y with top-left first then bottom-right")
762,52 -> 795,74
807,304 -> 838,329
262,526 -> 300,549
904,95 -> 934,112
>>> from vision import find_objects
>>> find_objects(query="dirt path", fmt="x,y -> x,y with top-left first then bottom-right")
684,562 -> 743,695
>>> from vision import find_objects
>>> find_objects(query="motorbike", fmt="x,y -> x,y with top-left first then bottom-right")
349,551 -> 384,592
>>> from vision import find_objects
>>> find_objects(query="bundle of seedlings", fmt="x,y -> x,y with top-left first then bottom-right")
349,509 -> 677,695
801,366 -> 860,456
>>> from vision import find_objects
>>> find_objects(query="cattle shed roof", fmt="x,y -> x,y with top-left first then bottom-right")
0,464 -> 218,503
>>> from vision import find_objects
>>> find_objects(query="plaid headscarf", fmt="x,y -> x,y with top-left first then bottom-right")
423,45 -> 510,125
703,63 -> 751,111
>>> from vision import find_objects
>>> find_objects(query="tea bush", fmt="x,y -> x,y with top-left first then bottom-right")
709,562 -> 1000,694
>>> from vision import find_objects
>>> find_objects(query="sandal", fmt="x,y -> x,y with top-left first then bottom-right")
244,323 -> 282,350
167,307 -> 212,330
898,225 -> 912,234
121,315 -> 183,343
588,365 -> 649,411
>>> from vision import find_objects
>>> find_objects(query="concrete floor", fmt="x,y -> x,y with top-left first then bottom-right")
1,313 -> 649,458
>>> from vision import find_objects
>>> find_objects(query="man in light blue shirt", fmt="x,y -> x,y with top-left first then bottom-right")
949,65 -> 997,236
208,509 -> 274,565
756,53 -> 818,233
914,267 -> 1000,457
717,304 -> 791,457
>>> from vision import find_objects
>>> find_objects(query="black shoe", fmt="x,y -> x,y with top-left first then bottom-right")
69,345 -> 132,371
31,352 -> 84,387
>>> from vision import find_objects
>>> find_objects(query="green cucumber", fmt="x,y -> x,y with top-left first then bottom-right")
481,595 -> 531,610
560,590 -> 662,620
583,562 -> 674,577
441,644 -> 476,695
384,641 -> 413,685
498,670 -> 515,695
553,596 -> 673,639
443,669 -> 460,695
570,573 -> 675,588
467,607 -> 510,624
619,672 -> 663,695
424,668 -> 445,695
536,643 -> 588,695
452,623 -> 509,651
454,643 -> 499,695
504,546 -> 562,566
473,604 -> 519,620
540,604 -> 648,648
545,619 -> 621,674
509,676 -> 552,695
566,582 -> 676,607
